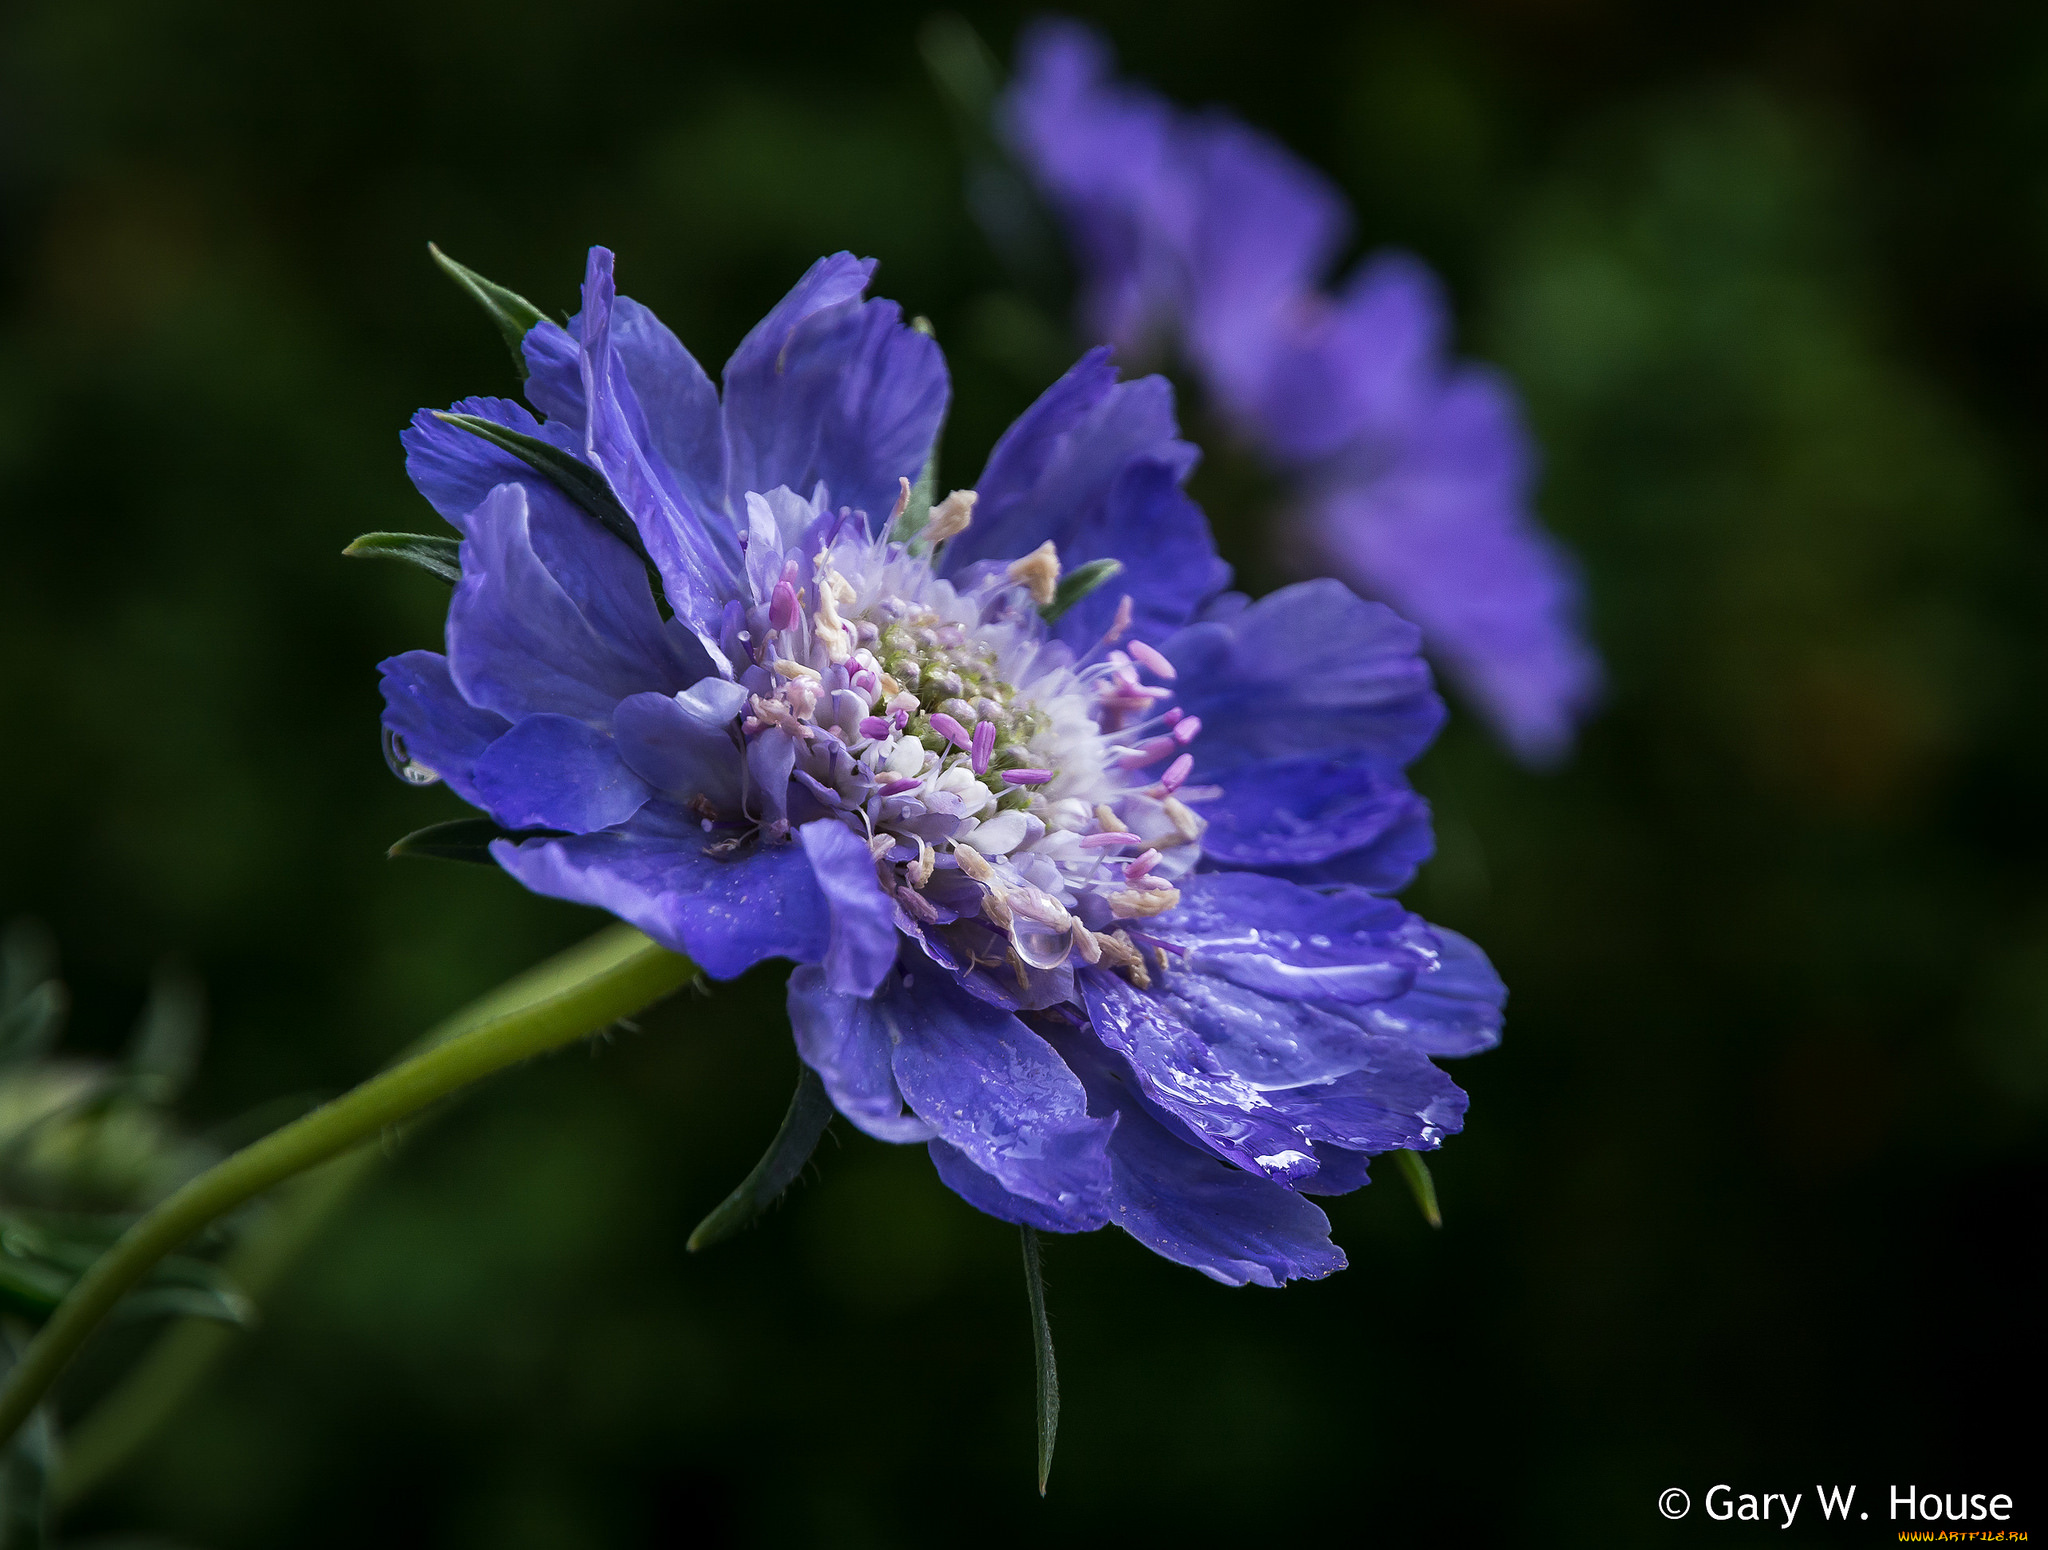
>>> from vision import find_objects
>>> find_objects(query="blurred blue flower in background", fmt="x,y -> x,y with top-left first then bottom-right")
381,245 -> 1503,1287
1003,20 -> 1603,764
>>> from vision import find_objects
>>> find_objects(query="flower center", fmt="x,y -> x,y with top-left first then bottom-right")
722,488 -> 1211,988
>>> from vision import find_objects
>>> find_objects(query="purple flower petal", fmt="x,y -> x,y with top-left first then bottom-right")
611,683 -> 749,812
721,253 -> 949,530
377,649 -> 509,809
492,803 -> 829,979
1164,579 -> 1443,777
471,712 -> 652,834
883,970 -> 1114,1222
1050,1028 -> 1347,1286
448,482 -> 700,724
1197,753 -> 1436,893
787,964 -> 936,1142
1144,872 -> 1428,1005
798,819 -> 899,997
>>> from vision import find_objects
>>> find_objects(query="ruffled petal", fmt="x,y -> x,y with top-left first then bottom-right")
787,964 -> 936,1142
491,805 -> 829,979
470,712 -> 651,834
377,650 -> 508,809
883,970 -> 1114,1222
797,819 -> 900,997
1335,926 -> 1505,1057
948,353 -> 1227,646
611,685 -> 747,812
400,395 -> 579,534
1051,1029 -> 1346,1285
1080,964 -> 1469,1183
926,1140 -> 1091,1232
1196,753 -> 1435,891
1142,873 -> 1428,1004
1165,578 -> 1444,775
448,481 -> 704,724
721,253 -> 949,530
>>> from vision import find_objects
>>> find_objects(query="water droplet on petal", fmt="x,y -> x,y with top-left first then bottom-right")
383,728 -> 441,786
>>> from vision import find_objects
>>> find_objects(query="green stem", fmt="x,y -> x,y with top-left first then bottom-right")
55,923 -> 674,1506
0,925 -> 695,1451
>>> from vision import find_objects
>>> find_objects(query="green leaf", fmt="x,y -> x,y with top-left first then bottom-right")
890,446 -> 940,547
124,962 -> 205,1107
431,412 -> 651,565
1020,1225 -> 1059,1496
1039,558 -> 1124,625
428,243 -> 547,378
342,531 -> 462,585
1395,1149 -> 1442,1229
388,818 -> 563,866
687,1066 -> 834,1252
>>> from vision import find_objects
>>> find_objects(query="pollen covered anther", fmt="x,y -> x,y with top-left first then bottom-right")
1006,540 -> 1062,606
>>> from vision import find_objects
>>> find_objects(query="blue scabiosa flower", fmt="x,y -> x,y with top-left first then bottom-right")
380,246 -> 1503,1286
1002,20 -> 1602,765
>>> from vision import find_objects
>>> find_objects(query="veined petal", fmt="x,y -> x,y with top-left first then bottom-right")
492,803 -> 829,978
1143,873 -> 1427,1004
448,481 -> 700,724
471,712 -> 651,834
949,353 -> 1227,646
1197,753 -> 1436,894
925,1140 -> 1094,1232
883,970 -> 1114,1220
1332,926 -> 1505,1057
1050,1029 -> 1346,1285
577,247 -> 739,632
612,685 -> 747,812
1165,578 -> 1444,775
721,253 -> 949,531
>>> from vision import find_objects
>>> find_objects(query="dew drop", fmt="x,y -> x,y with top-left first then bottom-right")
383,729 -> 441,787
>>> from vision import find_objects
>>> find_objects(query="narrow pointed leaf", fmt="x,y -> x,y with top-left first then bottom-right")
1021,1224 -> 1059,1495
109,1283 -> 257,1329
687,1066 -> 834,1251
1040,558 -> 1123,624
1395,1148 -> 1441,1228
432,412 -> 650,564
343,531 -> 462,584
388,817 -> 564,865
429,243 -> 547,377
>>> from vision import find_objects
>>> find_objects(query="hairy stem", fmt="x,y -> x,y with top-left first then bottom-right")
0,925 -> 696,1451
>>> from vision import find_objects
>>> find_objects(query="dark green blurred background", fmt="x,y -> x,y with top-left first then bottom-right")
2,1 -> 2043,1544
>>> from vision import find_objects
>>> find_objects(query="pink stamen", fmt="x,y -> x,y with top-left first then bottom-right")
971,720 -> 996,774
1172,715 -> 1202,744
890,707 -> 910,731
858,716 -> 892,739
1128,639 -> 1176,680
1115,737 -> 1178,768
928,712 -> 973,751
878,777 -> 921,797
1079,831 -> 1142,849
769,580 -> 799,632
1002,768 -> 1055,786
1105,594 -> 1134,643
1159,753 -> 1193,793
1164,707 -> 1184,726
1125,848 -> 1162,880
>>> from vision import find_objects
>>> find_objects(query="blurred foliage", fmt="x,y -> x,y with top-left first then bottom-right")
1,0 -> 2043,1545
